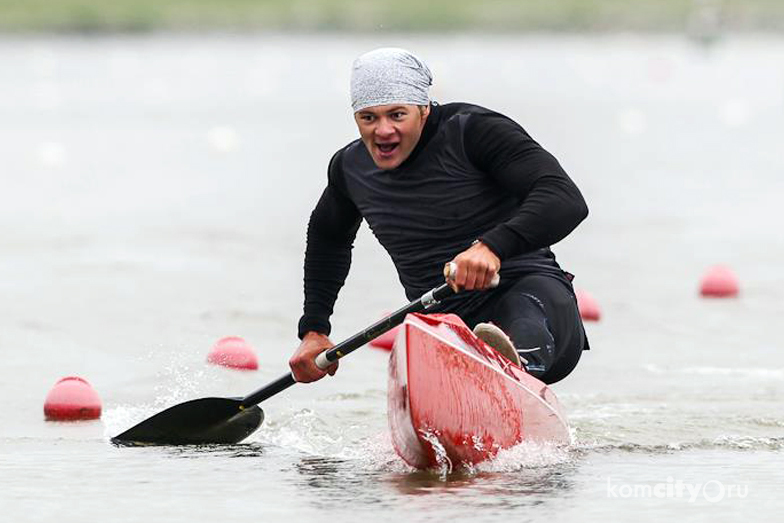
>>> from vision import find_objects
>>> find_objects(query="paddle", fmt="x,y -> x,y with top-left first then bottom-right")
111,282 -> 456,446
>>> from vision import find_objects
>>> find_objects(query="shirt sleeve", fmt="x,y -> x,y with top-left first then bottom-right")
464,112 -> 588,260
297,150 -> 362,339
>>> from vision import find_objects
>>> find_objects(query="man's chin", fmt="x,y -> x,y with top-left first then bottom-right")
372,152 -> 405,170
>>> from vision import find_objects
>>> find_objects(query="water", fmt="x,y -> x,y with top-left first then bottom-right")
1,33 -> 783,522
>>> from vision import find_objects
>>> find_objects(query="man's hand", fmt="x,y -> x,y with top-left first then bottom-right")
445,241 -> 501,292
289,332 -> 339,383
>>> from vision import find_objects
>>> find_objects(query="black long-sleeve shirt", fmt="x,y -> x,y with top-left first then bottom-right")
298,102 -> 587,338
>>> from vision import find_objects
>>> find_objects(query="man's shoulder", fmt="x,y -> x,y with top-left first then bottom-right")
437,102 -> 520,135
329,137 -> 360,167
438,102 -> 510,121
331,138 -> 366,166
327,138 -> 368,189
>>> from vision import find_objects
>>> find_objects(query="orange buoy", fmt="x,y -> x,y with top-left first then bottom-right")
700,265 -> 739,298
207,336 -> 258,370
44,376 -> 102,421
575,289 -> 601,322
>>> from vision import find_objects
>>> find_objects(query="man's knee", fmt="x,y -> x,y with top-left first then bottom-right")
503,317 -> 556,375
487,281 -> 584,382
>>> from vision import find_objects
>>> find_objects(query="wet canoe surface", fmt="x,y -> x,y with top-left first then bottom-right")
389,313 -> 571,469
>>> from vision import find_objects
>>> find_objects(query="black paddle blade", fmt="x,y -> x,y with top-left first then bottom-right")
111,397 -> 264,446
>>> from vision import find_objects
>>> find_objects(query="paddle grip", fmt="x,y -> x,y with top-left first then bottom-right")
315,351 -> 330,370
444,261 -> 500,289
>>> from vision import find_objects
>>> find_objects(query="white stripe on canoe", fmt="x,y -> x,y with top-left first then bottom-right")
407,319 -> 570,434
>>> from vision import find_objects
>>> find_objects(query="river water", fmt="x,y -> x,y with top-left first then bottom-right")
1,33 -> 782,522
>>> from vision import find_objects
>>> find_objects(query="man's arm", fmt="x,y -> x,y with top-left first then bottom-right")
291,151 -> 362,383
464,112 -> 589,260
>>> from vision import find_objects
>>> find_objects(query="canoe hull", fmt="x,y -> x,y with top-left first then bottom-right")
388,313 -> 570,469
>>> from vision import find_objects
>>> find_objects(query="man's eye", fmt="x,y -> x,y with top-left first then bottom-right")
392,112 -> 405,119
361,115 -> 374,122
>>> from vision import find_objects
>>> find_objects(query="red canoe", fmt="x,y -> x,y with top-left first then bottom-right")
388,313 -> 571,469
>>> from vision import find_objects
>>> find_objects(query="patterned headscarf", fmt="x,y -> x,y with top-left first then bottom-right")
350,48 -> 433,112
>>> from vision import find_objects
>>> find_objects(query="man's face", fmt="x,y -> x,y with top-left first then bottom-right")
354,104 -> 430,170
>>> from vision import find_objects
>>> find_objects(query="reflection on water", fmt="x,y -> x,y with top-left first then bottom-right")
155,442 -> 267,459
387,465 -> 577,497
294,454 -> 579,512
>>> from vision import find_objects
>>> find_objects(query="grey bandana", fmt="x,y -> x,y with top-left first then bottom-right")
350,48 -> 433,112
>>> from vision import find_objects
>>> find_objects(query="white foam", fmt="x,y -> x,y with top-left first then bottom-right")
711,434 -> 784,450
337,431 -> 416,474
255,408 -> 343,455
473,440 -> 573,472
251,409 -> 416,472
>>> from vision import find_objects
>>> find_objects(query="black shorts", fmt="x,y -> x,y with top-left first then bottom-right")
459,274 -> 588,384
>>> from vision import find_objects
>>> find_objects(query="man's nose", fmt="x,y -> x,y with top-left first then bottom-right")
375,118 -> 395,137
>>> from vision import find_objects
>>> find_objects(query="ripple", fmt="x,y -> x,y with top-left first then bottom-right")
574,434 -> 784,454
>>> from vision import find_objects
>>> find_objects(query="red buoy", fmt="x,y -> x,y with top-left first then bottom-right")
207,336 -> 258,370
700,265 -> 739,298
44,376 -> 102,421
575,289 -> 601,321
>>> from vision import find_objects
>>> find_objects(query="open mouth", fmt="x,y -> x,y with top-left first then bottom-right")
376,142 -> 399,155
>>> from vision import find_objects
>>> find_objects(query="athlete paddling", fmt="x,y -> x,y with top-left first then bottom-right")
290,48 -> 589,385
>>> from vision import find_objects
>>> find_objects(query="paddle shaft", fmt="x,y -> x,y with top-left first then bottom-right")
239,283 -> 455,408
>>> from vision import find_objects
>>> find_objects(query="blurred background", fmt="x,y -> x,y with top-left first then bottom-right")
1,1 -> 783,522
2,0 -> 784,33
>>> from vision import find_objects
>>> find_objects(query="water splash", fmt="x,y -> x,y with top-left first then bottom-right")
251,409 -> 416,473
149,365 -> 208,409
101,349 -> 225,438
338,432 -> 415,474
418,429 -> 453,478
101,404 -> 155,437
254,408 -> 344,455
469,439 -> 573,474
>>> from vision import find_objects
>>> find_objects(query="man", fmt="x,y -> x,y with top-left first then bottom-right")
290,48 -> 589,385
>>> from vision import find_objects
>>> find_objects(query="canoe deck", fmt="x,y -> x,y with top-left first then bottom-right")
388,312 -> 571,469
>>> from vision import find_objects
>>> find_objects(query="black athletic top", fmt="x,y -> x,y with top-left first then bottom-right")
298,102 -> 588,339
